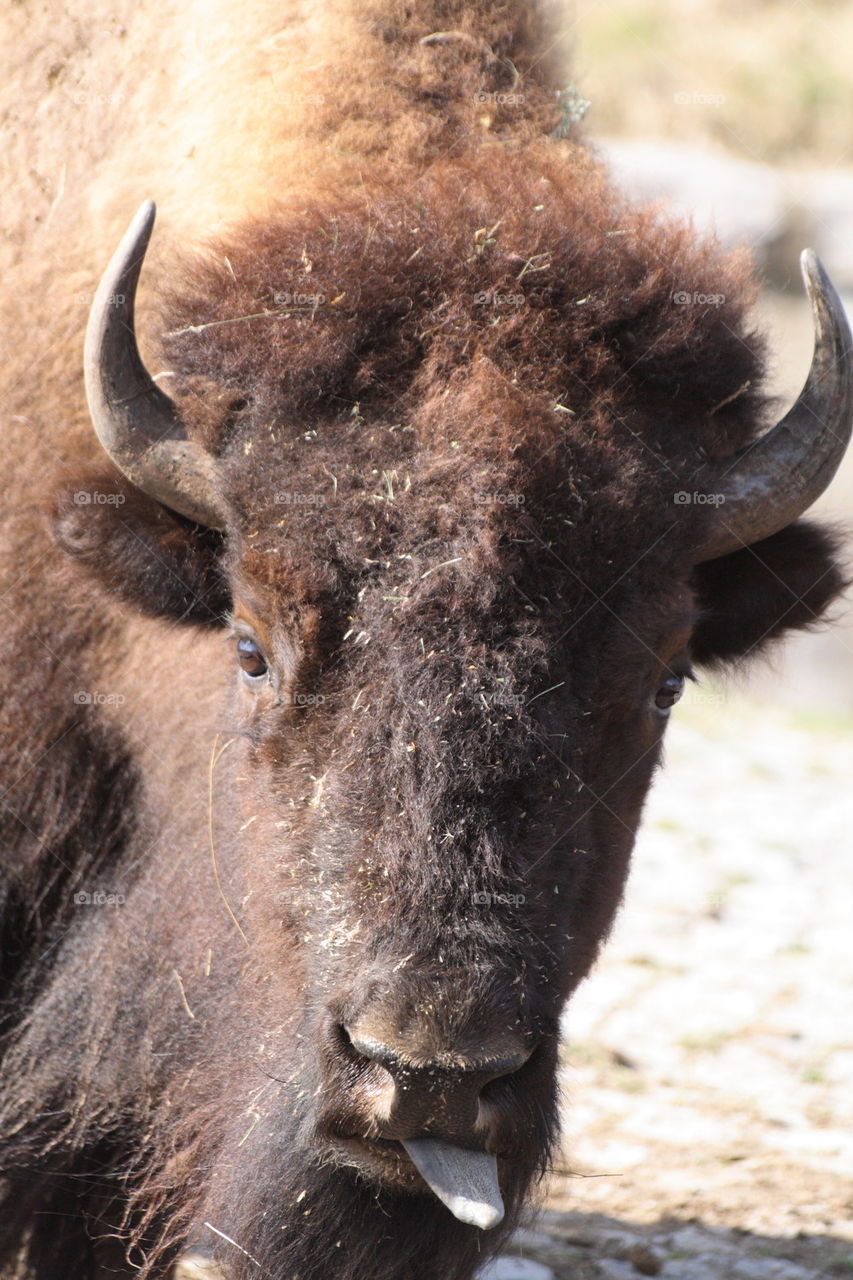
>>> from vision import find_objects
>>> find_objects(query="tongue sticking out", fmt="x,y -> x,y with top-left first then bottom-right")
401,1138 -> 505,1230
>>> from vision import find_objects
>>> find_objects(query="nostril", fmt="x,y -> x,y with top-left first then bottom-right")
340,1024 -> 535,1083
333,1023 -> 387,1077
343,1027 -> 415,1072
335,1024 -> 399,1072
335,1023 -> 364,1060
479,1050 -> 532,1082
477,1039 -> 542,1113
328,1025 -> 397,1132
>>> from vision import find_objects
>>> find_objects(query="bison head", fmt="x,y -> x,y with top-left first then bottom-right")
53,160 -> 851,1273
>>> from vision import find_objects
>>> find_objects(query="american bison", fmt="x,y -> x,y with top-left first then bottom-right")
0,2 -> 850,1278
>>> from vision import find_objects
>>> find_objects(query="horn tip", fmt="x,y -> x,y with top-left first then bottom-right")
799,247 -> 825,290
131,199 -> 157,238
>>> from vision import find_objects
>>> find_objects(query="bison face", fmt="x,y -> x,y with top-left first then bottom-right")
50,192 -> 849,1247
209,508 -> 699,1213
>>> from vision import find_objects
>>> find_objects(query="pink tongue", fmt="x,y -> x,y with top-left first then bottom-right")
402,1138 -> 505,1230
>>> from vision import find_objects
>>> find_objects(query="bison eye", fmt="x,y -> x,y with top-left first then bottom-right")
654,673 -> 685,712
237,636 -> 269,682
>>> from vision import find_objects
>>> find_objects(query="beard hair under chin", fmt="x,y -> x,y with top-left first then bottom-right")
192,1120 -> 539,1280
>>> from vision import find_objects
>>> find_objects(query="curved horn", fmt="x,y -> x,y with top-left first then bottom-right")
698,250 -> 853,562
84,201 -> 226,529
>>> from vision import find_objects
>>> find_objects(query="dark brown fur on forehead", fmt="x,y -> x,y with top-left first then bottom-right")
153,145 -> 770,664
160,144 -> 768,479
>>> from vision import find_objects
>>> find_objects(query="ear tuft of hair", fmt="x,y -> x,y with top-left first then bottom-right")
690,520 -> 849,668
50,470 -> 231,626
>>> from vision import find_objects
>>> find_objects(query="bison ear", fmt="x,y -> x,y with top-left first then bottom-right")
50,470 -> 231,626
689,520 -> 848,668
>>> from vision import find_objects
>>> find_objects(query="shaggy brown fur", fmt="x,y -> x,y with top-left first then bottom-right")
0,4 -> 847,1279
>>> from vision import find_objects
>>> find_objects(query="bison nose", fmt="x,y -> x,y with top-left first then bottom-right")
339,1024 -> 532,1141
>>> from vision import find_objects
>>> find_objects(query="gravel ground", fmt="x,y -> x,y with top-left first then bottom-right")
178,683 -> 853,1278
